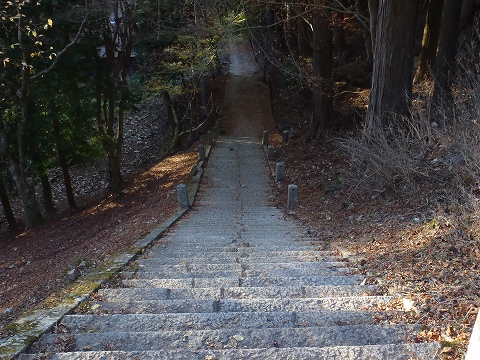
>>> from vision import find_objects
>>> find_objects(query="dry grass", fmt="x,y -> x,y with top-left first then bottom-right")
267,30 -> 480,359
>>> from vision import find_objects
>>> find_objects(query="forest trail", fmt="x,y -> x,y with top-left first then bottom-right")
221,39 -> 277,137
20,40 -> 441,359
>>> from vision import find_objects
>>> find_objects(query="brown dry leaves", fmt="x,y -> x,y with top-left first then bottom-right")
270,133 -> 479,359
0,149 -> 198,336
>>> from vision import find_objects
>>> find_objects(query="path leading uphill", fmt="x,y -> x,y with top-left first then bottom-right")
21,40 -> 441,359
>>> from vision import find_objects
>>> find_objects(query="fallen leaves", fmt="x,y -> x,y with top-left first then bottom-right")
0,135 -> 199,336
270,129 -> 480,359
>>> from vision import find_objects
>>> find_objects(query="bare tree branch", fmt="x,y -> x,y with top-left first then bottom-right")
31,12 -> 88,81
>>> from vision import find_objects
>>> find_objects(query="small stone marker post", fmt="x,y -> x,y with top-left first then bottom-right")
276,162 -> 285,182
282,130 -> 289,142
262,131 -> 269,146
208,131 -> 214,145
288,184 -> 298,208
177,184 -> 189,209
198,144 -> 206,161
267,146 -> 274,160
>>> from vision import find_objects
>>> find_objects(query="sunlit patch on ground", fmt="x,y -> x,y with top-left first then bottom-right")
0,148 -> 199,336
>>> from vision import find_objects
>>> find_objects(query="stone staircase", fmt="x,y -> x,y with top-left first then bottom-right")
20,137 -> 441,359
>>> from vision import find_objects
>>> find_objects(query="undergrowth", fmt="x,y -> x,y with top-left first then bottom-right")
338,28 -> 480,217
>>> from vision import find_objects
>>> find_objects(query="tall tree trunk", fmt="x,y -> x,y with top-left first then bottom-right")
111,73 -> 127,195
367,0 -> 420,129
17,63 -> 44,229
97,0 -> 134,195
39,173 -> 57,217
356,0 -> 373,64
0,116 -> 16,228
10,0 -> 85,228
163,90 -> 181,154
200,76 -> 208,119
108,154 -> 123,194
297,14 -> 312,58
284,3 -> 299,58
265,6 -> 276,47
308,3 -> 334,141
0,177 -> 16,229
333,11 -> 346,55
51,107 -> 76,210
33,110 -> 57,217
8,159 -> 43,230
194,0 -> 209,120
460,0 -> 474,28
414,0 -> 445,83
432,0 -> 464,116
105,77 -> 123,194
368,0 -> 379,55
105,68 -> 123,193
60,158 -> 76,210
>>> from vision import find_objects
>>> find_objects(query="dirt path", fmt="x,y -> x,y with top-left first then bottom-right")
222,39 -> 278,137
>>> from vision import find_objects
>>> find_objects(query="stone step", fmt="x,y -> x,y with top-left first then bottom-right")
128,266 -> 353,280
158,243 -> 323,254
166,235 -> 306,242
122,274 -> 363,289
60,309 -> 389,333
155,244 -> 320,254
97,284 -> 379,301
160,233 -> 311,242
140,253 -> 343,265
167,217 -> 297,223
130,260 -> 349,274
34,324 -> 423,352
188,209 -> 290,216
148,249 -> 335,258
16,130 -> 433,360
85,296 -> 393,314
19,342 -> 442,360
168,224 -> 302,231
237,229 -> 305,235
144,250 -> 339,260
160,232 -> 306,241
172,209 -> 292,216
167,230 -> 304,238
199,182 -> 268,188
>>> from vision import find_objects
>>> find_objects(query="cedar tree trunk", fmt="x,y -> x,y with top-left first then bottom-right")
367,0 -> 420,129
297,13 -> 312,58
17,65 -> 44,229
414,0 -> 445,83
39,173 -> 57,217
368,0 -> 379,54
52,106 -> 76,210
163,90 -> 181,154
0,177 -> 16,228
356,0 -> 373,64
97,0 -> 134,195
308,3 -> 334,141
432,0 -> 464,114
